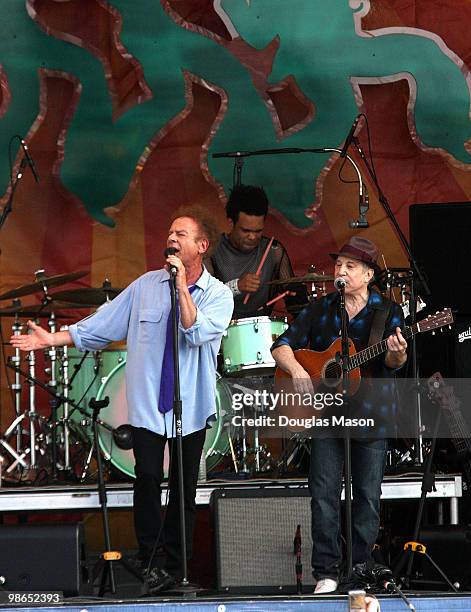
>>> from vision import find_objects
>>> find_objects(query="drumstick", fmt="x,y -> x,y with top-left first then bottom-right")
243,236 -> 274,304
258,290 -> 290,311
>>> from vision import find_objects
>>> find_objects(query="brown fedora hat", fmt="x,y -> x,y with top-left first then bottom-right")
330,236 -> 381,274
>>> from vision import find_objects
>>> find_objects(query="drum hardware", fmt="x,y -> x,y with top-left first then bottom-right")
0,302 -> 79,318
0,269 -> 89,301
305,264 -> 328,303
221,316 -> 288,376
50,279 -> 123,306
11,317 -> 24,454
266,272 -> 334,286
94,358 -> 233,479
228,378 -> 278,475
5,356 -> 102,480
376,266 -> 426,334
0,414 -> 29,470
275,433 -> 311,475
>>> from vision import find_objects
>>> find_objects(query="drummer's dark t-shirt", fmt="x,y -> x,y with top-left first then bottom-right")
209,234 -> 305,319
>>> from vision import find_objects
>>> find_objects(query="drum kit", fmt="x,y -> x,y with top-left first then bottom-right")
0,270 -> 123,482
0,267 -> 338,483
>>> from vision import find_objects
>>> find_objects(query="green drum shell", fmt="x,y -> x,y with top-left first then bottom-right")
56,348 -> 126,433
221,316 -> 288,376
96,359 -> 232,479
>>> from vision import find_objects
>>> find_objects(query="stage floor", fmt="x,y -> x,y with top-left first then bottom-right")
2,592 -> 471,612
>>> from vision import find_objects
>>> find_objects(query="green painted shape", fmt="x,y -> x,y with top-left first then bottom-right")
0,0 -> 469,229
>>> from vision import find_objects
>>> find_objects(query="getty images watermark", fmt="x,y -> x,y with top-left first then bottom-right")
220,377 -> 471,439
230,388 -> 376,430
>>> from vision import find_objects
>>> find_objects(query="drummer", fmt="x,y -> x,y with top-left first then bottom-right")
205,184 -> 307,319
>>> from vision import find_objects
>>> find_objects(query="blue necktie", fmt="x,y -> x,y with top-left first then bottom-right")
158,283 -> 197,414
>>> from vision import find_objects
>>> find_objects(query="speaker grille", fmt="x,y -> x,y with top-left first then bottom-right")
212,489 -> 314,592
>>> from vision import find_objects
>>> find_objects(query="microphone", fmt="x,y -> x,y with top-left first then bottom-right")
339,115 -> 361,158
20,139 -> 40,183
334,277 -> 346,291
371,566 -> 399,593
212,150 -> 250,158
350,183 -> 369,229
164,247 -> 178,276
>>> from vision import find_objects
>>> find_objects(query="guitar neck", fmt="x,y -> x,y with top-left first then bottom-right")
348,325 -> 415,371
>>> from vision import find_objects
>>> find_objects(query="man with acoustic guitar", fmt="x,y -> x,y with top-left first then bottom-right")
271,236 -> 407,594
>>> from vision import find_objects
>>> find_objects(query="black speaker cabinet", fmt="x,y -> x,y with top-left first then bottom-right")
415,526 -> 471,589
211,487 -> 314,593
0,523 -> 86,595
410,202 -> 471,316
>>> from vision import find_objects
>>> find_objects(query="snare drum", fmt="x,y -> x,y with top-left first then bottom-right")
221,316 -> 288,376
95,359 -> 233,478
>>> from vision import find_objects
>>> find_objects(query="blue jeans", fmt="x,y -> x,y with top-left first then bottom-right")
308,437 -> 387,580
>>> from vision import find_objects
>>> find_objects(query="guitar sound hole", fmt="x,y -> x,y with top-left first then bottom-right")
324,361 -> 342,383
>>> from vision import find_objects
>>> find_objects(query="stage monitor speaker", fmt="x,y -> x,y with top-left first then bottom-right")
0,523 -> 86,595
415,526 -> 471,590
211,488 -> 314,593
409,202 -> 471,316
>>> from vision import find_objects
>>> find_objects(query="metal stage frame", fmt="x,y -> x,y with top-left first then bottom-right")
0,474 -> 462,523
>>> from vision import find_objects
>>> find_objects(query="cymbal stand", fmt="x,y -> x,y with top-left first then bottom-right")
59,330 -> 71,471
26,343 -> 38,469
11,316 -> 25,453
55,346 -> 104,481
6,357 -> 95,480
0,415 -> 28,471
45,313 -> 60,480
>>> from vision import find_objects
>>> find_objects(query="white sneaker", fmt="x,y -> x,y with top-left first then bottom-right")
314,578 -> 338,594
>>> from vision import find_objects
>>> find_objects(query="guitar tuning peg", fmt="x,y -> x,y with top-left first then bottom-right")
440,328 -> 443,332
432,331 -> 436,335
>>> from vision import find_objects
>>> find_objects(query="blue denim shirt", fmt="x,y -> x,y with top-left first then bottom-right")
69,267 -> 233,437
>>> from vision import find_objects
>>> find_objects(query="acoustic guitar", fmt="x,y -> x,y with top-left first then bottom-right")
274,308 -> 453,395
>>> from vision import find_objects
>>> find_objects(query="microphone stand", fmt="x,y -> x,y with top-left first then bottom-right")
168,271 -> 198,595
352,137 -> 430,465
0,157 -> 28,231
338,283 -> 353,580
213,146 -> 364,582
212,147 -> 366,204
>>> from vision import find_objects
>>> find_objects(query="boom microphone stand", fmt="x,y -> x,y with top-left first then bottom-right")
351,135 -> 430,465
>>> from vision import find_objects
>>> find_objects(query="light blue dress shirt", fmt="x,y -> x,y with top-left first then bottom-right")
68,267 -> 233,437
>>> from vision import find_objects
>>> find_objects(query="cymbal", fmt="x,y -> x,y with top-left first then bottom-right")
0,271 -> 89,300
0,302 -> 81,318
50,286 -> 122,305
266,273 -> 334,286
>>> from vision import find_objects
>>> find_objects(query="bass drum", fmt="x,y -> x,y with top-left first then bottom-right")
56,347 -> 127,434
95,359 -> 233,479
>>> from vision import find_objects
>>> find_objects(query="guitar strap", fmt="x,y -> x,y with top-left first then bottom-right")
367,296 -> 393,347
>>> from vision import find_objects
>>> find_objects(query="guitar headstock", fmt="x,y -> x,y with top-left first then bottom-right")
417,308 -> 453,334
427,371 -> 455,409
